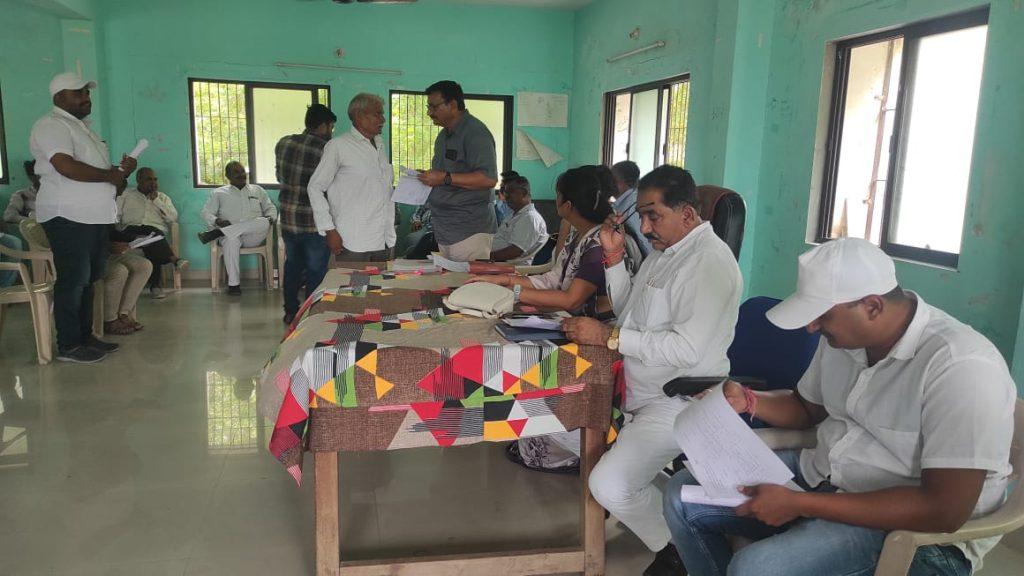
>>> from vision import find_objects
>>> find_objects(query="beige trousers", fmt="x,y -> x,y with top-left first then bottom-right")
104,251 -> 153,321
439,233 -> 493,262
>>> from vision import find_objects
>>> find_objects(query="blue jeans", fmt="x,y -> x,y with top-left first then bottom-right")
282,231 -> 329,315
0,233 -> 25,287
663,450 -> 971,576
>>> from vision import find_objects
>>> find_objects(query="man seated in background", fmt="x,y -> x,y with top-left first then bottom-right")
488,172 -> 548,265
198,161 -> 278,295
102,239 -> 152,335
611,160 -> 651,258
404,204 -> 436,259
0,231 -> 24,287
663,238 -> 1016,576
116,167 -> 187,298
3,160 -> 39,227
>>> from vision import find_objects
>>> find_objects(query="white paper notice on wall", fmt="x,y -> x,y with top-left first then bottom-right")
517,92 -> 569,128
516,130 -> 563,168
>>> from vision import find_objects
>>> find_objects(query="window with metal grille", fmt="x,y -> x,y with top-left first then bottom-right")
0,84 -> 8,185
817,8 -> 988,268
189,79 -> 330,188
388,90 -> 512,185
603,75 -> 691,173
205,371 -> 260,454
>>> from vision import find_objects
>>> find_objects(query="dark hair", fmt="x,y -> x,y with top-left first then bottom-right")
556,165 -> 614,224
24,159 -> 36,173
305,104 -> 337,130
611,161 -> 640,188
425,80 -> 466,111
638,165 -> 698,209
501,170 -> 530,194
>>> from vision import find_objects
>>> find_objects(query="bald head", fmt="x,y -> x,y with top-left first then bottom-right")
136,167 -> 158,195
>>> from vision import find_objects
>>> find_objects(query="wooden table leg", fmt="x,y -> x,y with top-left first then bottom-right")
315,451 -> 340,576
580,428 -> 606,576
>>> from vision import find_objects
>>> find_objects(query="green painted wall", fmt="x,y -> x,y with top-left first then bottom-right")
746,0 -> 1024,360
94,0 -> 575,270
0,1 -> 84,208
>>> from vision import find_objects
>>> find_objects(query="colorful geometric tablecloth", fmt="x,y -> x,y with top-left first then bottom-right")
263,267 -> 622,485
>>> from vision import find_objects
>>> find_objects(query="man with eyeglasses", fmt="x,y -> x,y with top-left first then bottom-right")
417,80 -> 498,262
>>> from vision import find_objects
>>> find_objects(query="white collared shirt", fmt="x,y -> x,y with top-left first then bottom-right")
201,183 -> 277,228
306,127 -> 395,252
798,294 -> 1015,570
606,221 -> 743,411
117,187 -> 177,234
492,203 -> 548,265
29,107 -> 116,224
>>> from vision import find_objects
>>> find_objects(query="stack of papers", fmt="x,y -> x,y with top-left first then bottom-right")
674,385 -> 801,506
392,259 -> 438,272
501,316 -> 563,330
392,166 -> 432,206
428,254 -> 470,273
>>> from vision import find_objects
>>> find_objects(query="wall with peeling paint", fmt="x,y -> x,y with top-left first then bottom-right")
84,0 -> 574,271
746,0 -> 1024,363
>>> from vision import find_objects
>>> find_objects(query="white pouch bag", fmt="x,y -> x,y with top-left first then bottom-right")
443,282 -> 515,318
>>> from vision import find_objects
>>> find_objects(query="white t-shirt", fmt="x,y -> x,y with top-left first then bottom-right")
491,203 -> 548,265
797,294 -> 1016,570
29,107 -> 116,224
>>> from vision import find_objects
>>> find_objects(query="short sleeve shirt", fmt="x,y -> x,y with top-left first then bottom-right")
426,112 -> 498,245
491,203 -> 549,264
797,294 -> 1015,569
30,107 -> 116,224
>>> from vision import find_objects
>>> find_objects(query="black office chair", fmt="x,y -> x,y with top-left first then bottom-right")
696,185 -> 746,260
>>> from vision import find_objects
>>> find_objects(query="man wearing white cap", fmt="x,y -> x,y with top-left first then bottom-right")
30,72 -> 137,363
663,238 -> 1015,576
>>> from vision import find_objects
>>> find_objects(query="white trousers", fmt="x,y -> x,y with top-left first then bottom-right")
218,217 -> 270,286
589,395 -> 689,552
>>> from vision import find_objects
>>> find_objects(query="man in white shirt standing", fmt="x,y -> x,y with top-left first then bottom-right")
488,173 -> 548,265
561,165 -> 742,576
307,93 -> 395,262
116,167 -> 187,298
198,161 -> 278,295
3,160 -> 40,226
663,238 -> 1016,576
30,72 -> 135,363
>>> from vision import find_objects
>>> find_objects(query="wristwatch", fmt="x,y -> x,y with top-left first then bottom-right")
512,283 -> 522,303
443,171 -> 452,186
606,326 -> 621,351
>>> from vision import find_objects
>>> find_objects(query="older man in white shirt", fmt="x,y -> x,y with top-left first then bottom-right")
561,165 -> 742,576
488,173 -> 548,265
30,72 -> 134,363
116,167 -> 187,298
198,161 -> 278,294
664,238 -> 1015,576
307,93 -> 394,262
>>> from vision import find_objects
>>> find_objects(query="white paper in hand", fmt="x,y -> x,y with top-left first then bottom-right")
674,384 -> 797,506
392,165 -> 432,205
128,139 -> 149,159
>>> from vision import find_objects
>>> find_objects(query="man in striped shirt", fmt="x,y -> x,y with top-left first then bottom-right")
275,103 -> 337,324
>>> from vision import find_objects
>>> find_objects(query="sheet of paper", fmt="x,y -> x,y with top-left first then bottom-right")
428,254 -> 470,273
678,485 -> 748,507
392,259 -> 438,272
392,166 -> 432,205
517,92 -> 569,127
129,232 -> 163,249
502,316 -> 563,330
128,138 -> 149,159
674,385 -> 796,500
515,130 -> 563,167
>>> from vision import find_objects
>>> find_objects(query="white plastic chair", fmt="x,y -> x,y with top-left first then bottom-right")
209,222 -> 276,292
756,399 -> 1024,576
161,221 -> 182,291
0,241 -> 55,364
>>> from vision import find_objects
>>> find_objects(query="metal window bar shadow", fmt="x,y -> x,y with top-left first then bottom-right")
206,371 -> 260,454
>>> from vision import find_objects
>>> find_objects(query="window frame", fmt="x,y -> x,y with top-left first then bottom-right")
0,84 -> 9,185
817,7 -> 989,268
187,77 -> 331,189
601,73 -> 691,169
387,89 -> 514,176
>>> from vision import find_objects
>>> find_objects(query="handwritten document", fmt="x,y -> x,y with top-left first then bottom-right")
674,385 -> 797,506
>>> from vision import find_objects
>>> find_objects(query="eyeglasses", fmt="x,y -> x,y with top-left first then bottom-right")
426,100 -> 448,112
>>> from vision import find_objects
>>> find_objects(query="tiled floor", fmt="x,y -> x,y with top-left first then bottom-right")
0,288 -> 1021,575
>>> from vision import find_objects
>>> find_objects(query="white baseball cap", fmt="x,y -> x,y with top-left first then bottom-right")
49,72 -> 96,97
766,238 -> 898,330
